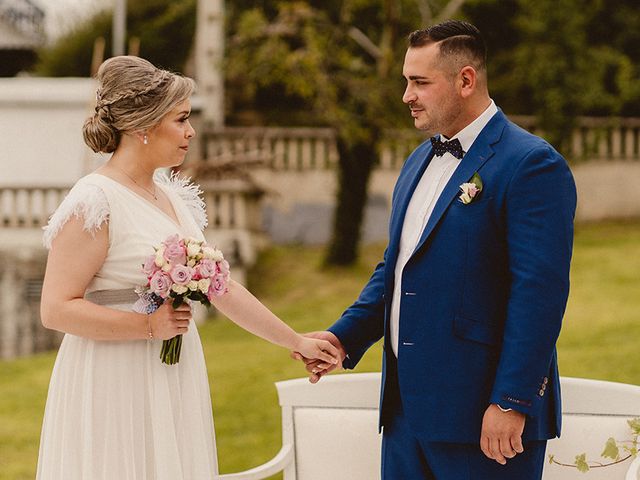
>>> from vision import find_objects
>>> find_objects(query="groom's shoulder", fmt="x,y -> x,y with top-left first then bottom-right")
499,114 -> 563,159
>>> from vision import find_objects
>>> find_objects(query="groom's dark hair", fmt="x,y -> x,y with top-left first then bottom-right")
408,20 -> 487,74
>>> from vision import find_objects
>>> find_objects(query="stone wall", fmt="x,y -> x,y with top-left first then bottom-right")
0,233 -> 61,359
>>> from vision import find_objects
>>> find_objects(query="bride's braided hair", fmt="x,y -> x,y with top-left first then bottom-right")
84,56 -> 195,153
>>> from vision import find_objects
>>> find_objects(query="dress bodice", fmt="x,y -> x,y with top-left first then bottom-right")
43,172 -> 208,293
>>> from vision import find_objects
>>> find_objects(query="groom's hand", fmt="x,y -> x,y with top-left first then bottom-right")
290,331 -> 346,383
480,404 -> 526,465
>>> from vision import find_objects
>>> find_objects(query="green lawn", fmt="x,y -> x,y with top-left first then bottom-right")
1,221 -> 639,479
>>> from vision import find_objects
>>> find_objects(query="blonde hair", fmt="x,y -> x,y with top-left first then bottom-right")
83,56 -> 196,153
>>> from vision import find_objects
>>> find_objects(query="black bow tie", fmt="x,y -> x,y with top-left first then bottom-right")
430,136 -> 464,159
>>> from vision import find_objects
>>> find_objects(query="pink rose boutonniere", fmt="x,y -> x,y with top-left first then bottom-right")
459,172 -> 483,205
135,234 -> 231,365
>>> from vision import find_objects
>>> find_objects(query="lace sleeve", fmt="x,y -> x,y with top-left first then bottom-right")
156,172 -> 208,231
42,182 -> 110,249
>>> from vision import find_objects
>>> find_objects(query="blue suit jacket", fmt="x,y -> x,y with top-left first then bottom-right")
328,110 -> 577,443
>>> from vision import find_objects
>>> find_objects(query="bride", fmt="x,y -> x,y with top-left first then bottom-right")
36,55 -> 339,480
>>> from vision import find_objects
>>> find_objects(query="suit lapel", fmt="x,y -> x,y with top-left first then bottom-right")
386,143 -> 435,267
386,142 -> 433,285
411,112 -> 507,256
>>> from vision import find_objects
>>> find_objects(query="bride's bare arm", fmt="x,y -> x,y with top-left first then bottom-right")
210,280 -> 340,365
40,217 -> 188,341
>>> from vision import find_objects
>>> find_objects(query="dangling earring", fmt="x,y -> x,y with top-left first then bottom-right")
143,134 -> 148,145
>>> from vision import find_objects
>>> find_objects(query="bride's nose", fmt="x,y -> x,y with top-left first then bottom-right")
186,124 -> 195,139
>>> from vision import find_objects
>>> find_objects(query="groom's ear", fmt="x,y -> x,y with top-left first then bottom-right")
458,66 -> 477,98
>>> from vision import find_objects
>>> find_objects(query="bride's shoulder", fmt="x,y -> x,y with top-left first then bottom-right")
42,174 -> 110,249
156,171 -> 208,231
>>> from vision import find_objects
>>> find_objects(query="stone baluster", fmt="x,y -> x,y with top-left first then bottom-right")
314,138 -> 327,170
624,128 -> 636,160
287,136 -> 298,170
611,127 -> 622,160
301,138 -> 313,170
273,138 -> 286,169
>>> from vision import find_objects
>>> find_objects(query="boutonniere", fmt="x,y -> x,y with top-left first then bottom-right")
458,172 -> 483,205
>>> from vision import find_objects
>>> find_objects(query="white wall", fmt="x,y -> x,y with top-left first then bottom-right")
0,77 -> 103,186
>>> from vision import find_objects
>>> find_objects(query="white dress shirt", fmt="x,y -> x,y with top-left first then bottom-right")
390,100 -> 499,356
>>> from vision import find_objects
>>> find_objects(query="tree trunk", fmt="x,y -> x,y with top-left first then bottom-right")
325,137 -> 379,266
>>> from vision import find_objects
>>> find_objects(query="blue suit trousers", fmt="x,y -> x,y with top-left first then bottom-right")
382,394 -> 547,480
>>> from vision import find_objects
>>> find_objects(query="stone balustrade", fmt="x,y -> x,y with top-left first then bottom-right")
0,184 -> 261,234
379,116 -> 640,170
0,185 -> 69,229
193,117 -> 640,172
201,127 -> 339,170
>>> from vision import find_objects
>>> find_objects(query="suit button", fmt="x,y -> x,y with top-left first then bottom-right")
541,383 -> 547,390
539,389 -> 545,396
543,377 -> 549,385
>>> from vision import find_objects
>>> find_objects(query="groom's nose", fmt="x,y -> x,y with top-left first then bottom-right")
403,86 -> 416,104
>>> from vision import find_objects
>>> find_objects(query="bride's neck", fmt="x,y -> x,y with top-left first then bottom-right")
107,153 -> 156,188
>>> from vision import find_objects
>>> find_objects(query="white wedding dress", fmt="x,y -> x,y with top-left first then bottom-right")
36,172 -> 218,479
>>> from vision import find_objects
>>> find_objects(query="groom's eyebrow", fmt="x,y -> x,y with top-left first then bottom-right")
406,75 -> 429,81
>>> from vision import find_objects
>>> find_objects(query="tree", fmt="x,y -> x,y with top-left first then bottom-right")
35,0 -> 196,76
463,0 -> 640,153
227,1 -> 468,265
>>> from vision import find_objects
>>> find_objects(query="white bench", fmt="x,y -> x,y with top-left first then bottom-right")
216,372 -> 640,480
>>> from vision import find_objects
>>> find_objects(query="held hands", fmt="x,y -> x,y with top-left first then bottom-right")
291,331 -> 346,383
480,404 -> 526,465
293,333 -> 342,370
147,302 -> 192,340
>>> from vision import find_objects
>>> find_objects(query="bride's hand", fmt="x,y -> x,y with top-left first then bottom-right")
291,331 -> 346,383
294,335 -> 341,367
148,302 -> 191,340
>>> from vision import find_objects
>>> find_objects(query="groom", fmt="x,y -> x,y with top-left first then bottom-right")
295,20 -> 577,479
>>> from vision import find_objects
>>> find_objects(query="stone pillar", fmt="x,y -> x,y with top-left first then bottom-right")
195,0 -> 225,128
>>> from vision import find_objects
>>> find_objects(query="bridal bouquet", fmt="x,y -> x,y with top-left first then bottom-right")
135,234 -> 230,364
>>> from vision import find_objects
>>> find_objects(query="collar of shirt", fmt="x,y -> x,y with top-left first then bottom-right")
440,99 -> 498,156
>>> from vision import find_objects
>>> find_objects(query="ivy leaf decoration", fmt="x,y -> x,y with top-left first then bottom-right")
601,438 -> 620,460
575,453 -> 590,473
628,418 -> 640,435
548,454 -> 555,464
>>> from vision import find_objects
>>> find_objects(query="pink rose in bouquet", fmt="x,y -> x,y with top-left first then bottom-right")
170,264 -> 194,286
136,235 -> 231,364
149,271 -> 172,298
162,234 -> 187,265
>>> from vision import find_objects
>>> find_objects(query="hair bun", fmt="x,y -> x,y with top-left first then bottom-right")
83,110 -> 119,153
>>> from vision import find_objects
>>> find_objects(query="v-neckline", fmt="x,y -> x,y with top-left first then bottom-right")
91,173 -> 184,229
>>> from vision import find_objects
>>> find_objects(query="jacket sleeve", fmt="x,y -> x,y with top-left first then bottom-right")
489,145 -> 577,417
328,249 -> 387,369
